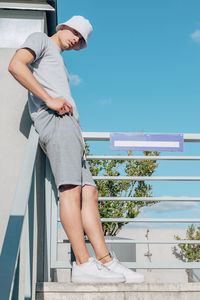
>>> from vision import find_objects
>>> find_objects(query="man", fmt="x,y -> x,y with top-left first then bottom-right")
8,16 -> 144,283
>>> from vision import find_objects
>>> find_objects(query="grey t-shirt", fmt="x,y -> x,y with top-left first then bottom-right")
18,32 -> 79,122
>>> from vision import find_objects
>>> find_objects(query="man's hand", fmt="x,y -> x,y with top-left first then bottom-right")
45,97 -> 73,116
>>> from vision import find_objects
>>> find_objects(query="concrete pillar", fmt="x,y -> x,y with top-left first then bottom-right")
0,2 -> 48,252
0,0 -> 57,246
0,2 -> 56,298
0,48 -> 32,250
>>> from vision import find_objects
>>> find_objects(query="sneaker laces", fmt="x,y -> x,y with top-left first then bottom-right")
109,250 -> 118,260
92,258 -> 110,271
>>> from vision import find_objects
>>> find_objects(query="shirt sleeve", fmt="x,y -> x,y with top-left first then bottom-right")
17,32 -> 47,62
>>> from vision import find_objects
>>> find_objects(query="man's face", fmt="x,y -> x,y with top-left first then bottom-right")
59,25 -> 84,51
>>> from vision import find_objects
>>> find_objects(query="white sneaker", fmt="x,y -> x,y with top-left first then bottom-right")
104,256 -> 145,283
71,257 -> 125,283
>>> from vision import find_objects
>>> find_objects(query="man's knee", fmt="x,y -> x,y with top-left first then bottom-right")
82,184 -> 98,200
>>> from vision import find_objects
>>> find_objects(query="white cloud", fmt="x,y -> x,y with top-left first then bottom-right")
125,222 -> 159,229
69,74 -> 82,86
124,222 -> 189,229
140,201 -> 199,214
190,30 -> 200,43
97,98 -> 112,105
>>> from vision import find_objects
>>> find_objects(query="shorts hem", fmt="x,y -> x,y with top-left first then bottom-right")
57,181 -> 96,190
57,181 -> 82,190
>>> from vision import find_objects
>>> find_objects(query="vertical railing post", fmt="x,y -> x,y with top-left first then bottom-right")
11,252 -> 20,300
44,157 -> 53,282
50,177 -> 58,274
44,157 -> 58,281
24,173 -> 34,299
35,146 -> 46,284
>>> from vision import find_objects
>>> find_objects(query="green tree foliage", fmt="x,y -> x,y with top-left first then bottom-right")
86,143 -> 160,236
174,224 -> 200,262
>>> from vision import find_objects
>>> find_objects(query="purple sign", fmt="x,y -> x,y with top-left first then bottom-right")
110,133 -> 184,152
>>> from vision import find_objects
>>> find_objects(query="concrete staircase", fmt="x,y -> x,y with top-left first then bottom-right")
36,282 -> 200,300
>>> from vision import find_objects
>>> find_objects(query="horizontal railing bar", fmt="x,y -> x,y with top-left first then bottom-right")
100,218 -> 200,223
98,196 -> 200,202
87,155 -> 200,161
57,196 -> 200,202
83,132 -> 200,142
49,261 -> 200,269
83,132 -> 110,141
93,176 -> 200,181
122,262 -> 200,269
57,218 -> 200,223
57,239 -> 200,244
104,239 -> 200,244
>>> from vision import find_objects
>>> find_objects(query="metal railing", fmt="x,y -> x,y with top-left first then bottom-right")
0,126 -> 39,299
0,124 -> 61,298
51,132 -> 200,272
1,130 -> 200,299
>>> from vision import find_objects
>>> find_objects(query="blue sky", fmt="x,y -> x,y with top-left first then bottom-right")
57,0 -> 200,228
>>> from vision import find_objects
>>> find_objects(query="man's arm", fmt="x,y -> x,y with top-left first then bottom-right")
8,48 -> 72,115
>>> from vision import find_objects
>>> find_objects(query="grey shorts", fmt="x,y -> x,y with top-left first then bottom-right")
34,109 -> 96,190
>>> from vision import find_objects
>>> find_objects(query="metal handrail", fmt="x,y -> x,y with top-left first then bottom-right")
51,132 -> 200,271
98,196 -> 200,201
57,218 -> 200,223
57,239 -> 200,244
87,155 -> 200,160
93,176 -> 200,181
0,126 -> 39,300
44,132 -> 200,269
82,132 -> 200,142
100,218 -> 200,223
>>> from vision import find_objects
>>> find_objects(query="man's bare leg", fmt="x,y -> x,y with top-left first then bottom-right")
59,184 -> 90,265
81,184 -> 113,264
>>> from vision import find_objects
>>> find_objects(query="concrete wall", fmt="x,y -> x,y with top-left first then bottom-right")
0,48 -> 32,251
0,47 -> 50,299
0,4 -> 56,298
118,228 -> 188,283
0,10 -> 48,251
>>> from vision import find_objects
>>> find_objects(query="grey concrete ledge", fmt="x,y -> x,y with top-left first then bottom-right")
36,282 -> 200,292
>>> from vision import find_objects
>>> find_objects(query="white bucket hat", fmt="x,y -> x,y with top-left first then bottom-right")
56,16 -> 93,50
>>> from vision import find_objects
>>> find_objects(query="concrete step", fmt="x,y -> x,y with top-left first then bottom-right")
36,282 -> 200,300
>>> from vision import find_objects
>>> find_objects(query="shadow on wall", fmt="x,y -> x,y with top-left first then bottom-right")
19,102 -> 33,139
